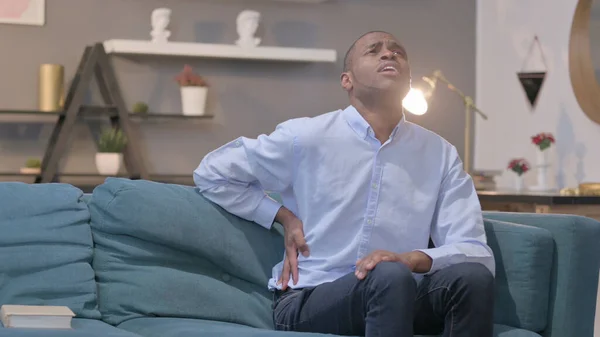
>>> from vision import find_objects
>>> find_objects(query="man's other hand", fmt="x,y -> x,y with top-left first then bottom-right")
275,207 -> 309,290
355,250 -> 432,280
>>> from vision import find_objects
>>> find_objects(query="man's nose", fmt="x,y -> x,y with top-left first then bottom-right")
380,49 -> 395,60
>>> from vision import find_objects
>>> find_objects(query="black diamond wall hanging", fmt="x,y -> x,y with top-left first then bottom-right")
518,36 -> 547,110
518,71 -> 546,109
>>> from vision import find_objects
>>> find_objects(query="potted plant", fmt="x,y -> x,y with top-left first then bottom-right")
20,158 -> 41,175
175,64 -> 209,116
507,158 -> 530,191
96,127 -> 127,175
132,101 -> 149,114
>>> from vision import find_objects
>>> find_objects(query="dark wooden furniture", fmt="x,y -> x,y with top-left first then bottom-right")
478,190 -> 600,221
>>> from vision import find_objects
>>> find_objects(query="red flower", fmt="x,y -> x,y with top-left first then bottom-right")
531,132 -> 555,150
174,64 -> 208,87
507,158 -> 530,176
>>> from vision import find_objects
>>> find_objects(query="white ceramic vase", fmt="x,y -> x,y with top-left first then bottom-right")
95,153 -> 122,175
514,175 -> 524,192
531,149 -> 550,191
181,86 -> 208,116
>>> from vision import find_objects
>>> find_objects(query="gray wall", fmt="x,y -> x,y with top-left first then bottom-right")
0,0 -> 476,181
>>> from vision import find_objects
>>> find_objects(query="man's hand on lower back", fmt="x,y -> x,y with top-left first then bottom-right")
354,250 -> 433,280
275,207 -> 309,291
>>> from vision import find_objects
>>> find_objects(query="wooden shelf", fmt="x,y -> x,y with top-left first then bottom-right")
0,173 -> 195,194
0,43 -> 216,186
0,172 -> 191,179
0,172 -> 37,177
103,39 -> 337,63
270,0 -> 329,2
0,107 -> 213,123
0,110 -> 60,123
0,172 -> 193,183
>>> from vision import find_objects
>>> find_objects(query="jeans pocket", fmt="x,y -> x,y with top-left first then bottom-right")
273,290 -> 302,330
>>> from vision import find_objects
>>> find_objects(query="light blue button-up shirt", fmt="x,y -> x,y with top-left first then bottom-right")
193,105 -> 495,291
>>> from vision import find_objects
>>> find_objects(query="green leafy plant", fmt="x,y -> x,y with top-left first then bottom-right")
174,64 -> 208,87
132,101 -> 149,114
98,128 -> 127,153
25,158 -> 41,168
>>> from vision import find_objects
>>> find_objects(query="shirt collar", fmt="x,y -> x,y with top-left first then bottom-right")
342,105 -> 407,141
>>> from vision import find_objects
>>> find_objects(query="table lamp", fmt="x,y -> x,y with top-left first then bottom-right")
402,70 -> 488,174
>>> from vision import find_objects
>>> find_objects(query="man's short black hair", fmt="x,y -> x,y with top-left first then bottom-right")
343,30 -> 395,72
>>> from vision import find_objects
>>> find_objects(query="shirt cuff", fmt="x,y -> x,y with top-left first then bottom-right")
415,247 -> 450,275
252,194 -> 282,229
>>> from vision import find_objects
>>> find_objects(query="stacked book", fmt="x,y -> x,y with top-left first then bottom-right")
471,170 -> 501,191
0,305 -> 75,329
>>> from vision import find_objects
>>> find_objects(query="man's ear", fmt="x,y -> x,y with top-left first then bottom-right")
340,72 -> 353,92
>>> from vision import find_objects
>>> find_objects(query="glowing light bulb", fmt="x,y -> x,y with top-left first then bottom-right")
402,88 -> 428,115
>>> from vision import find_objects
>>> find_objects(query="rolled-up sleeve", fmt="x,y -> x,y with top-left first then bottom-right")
416,146 -> 496,276
193,120 -> 299,229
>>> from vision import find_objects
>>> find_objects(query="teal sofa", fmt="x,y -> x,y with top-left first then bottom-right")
0,178 -> 599,337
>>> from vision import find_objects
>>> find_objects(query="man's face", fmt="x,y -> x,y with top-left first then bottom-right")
342,32 -> 411,98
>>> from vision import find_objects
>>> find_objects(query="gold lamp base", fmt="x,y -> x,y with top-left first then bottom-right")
403,70 -> 488,174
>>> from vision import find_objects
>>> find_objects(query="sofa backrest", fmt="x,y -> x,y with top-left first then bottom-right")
88,178 -> 284,329
0,179 -> 559,334
0,182 -> 101,319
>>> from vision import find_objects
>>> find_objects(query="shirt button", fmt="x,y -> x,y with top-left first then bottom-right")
235,140 -> 241,147
367,219 -> 372,224
372,183 -> 378,189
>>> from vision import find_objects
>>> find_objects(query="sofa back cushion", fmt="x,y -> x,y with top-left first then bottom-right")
88,178 -> 284,329
484,218 -> 554,332
0,182 -> 100,319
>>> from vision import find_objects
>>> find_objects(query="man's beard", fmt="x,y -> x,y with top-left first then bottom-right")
352,76 -> 409,109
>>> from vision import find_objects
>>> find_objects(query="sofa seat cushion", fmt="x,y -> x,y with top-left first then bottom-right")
483,219 -> 554,332
88,178 -> 284,329
0,318 -> 142,337
117,317 -> 540,337
0,182 -> 100,319
118,318 -> 333,337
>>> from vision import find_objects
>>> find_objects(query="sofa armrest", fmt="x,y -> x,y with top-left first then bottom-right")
483,212 -> 600,337
484,218 -> 554,332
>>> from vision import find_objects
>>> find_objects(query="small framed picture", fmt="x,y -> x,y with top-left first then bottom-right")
0,0 -> 45,26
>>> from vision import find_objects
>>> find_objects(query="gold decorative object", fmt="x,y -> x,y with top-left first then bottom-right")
569,0 -> 600,125
38,64 -> 64,112
579,183 -> 600,195
560,183 -> 600,196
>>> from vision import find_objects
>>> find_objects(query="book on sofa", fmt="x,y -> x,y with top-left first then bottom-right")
0,305 -> 75,329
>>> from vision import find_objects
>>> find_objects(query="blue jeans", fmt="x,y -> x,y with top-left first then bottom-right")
272,262 -> 494,337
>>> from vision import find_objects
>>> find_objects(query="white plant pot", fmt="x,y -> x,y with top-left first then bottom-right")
181,86 -> 208,116
95,153 -> 122,175
20,167 -> 41,175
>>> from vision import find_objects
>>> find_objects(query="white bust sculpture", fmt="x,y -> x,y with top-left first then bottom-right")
235,10 -> 261,48
151,8 -> 171,43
